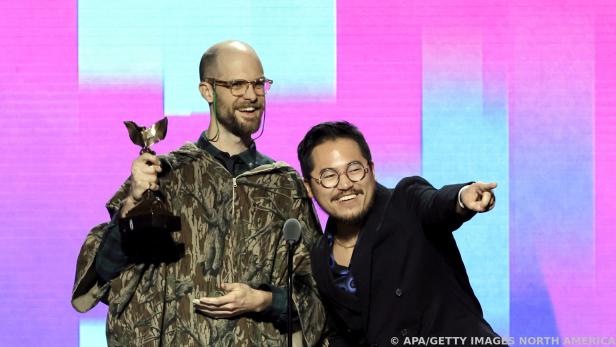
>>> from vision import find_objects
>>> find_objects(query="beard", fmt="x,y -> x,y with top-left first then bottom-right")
215,98 -> 263,139
326,188 -> 376,226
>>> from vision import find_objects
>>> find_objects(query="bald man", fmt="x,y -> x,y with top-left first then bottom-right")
72,41 -> 325,346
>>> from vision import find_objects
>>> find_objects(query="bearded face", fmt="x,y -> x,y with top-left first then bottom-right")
306,138 -> 377,226
205,47 -> 268,140
213,91 -> 264,138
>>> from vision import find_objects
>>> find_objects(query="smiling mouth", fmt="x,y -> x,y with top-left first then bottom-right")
237,106 -> 260,113
334,194 -> 359,203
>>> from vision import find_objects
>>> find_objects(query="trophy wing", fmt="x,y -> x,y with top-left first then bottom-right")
124,121 -> 146,147
154,117 -> 168,141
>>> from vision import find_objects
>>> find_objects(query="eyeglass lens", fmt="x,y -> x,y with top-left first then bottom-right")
230,79 -> 271,96
319,162 -> 366,188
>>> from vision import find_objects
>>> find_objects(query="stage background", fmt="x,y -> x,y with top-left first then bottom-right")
1,0 -> 615,345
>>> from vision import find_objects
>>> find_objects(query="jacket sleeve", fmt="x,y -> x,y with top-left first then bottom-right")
71,222 -> 113,312
94,212 -> 130,282
71,180 -> 131,312
287,177 -> 327,347
399,176 -> 476,233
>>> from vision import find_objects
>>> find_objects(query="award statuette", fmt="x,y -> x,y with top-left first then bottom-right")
119,117 -> 181,235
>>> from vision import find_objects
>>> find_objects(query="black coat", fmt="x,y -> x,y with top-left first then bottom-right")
311,177 -> 502,347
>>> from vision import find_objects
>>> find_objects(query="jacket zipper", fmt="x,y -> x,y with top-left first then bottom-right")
232,177 -> 237,217
218,159 -> 309,343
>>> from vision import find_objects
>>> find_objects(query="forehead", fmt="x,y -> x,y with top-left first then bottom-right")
310,138 -> 366,172
215,51 -> 264,80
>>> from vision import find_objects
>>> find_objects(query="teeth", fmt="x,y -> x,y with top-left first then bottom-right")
239,107 -> 256,112
338,194 -> 357,202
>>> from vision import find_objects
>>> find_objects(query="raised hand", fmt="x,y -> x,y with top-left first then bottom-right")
120,153 -> 162,217
460,182 -> 497,213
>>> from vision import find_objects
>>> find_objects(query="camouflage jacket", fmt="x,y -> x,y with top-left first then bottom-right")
72,143 -> 326,346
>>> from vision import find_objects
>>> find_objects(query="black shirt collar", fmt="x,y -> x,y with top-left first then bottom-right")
196,131 -> 273,176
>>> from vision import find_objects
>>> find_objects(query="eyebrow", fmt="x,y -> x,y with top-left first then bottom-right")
318,160 -> 363,175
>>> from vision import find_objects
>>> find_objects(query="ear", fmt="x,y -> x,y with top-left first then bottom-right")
369,161 -> 375,177
199,82 -> 214,104
303,179 -> 314,199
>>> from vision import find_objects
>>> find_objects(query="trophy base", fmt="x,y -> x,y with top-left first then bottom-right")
117,190 -> 182,263
119,213 -> 183,263
120,213 -> 181,233
119,189 -> 181,233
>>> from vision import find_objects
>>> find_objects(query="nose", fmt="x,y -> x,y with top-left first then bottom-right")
243,82 -> 258,101
337,173 -> 353,190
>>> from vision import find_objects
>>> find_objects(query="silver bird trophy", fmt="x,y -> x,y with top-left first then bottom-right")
119,117 -> 181,235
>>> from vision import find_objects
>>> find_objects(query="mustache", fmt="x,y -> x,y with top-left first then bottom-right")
234,102 -> 263,110
331,189 -> 363,202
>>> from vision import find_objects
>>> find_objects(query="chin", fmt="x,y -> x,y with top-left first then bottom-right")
242,119 -> 261,132
329,194 -> 375,225
331,209 -> 366,225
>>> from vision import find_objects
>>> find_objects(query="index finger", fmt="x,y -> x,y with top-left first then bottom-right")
477,182 -> 497,191
197,293 -> 233,306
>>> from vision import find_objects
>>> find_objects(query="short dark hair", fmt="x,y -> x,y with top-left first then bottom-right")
297,121 -> 372,179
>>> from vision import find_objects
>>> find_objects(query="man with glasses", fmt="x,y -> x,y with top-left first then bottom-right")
72,41 -> 325,346
297,121 -> 504,346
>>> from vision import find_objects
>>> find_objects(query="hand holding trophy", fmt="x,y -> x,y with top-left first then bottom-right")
119,117 -> 182,262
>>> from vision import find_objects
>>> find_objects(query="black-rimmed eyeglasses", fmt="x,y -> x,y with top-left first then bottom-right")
311,161 -> 370,189
204,77 -> 273,97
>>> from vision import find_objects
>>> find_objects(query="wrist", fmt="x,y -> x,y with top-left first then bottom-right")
255,289 -> 272,313
456,185 -> 472,215
120,195 -> 139,218
458,185 -> 470,209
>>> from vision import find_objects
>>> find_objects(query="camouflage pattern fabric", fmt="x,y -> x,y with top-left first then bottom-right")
72,143 -> 326,346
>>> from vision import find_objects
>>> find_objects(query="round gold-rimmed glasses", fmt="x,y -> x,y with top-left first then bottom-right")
311,161 -> 369,189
